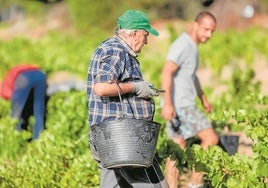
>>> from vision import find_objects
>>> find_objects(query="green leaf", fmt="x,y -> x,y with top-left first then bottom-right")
257,162 -> 268,176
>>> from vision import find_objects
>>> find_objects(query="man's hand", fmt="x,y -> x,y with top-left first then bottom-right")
133,81 -> 159,98
161,104 -> 177,121
201,94 -> 213,113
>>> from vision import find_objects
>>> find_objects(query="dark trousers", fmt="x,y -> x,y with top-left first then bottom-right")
11,70 -> 47,139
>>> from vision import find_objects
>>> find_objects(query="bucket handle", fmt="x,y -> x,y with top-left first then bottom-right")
114,80 -> 127,118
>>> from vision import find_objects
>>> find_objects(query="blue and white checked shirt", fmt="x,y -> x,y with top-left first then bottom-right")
87,35 -> 155,126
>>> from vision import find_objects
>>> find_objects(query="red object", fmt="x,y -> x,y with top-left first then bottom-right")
0,64 -> 40,99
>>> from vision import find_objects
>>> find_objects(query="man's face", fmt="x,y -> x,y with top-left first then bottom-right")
196,17 -> 216,44
133,30 -> 149,53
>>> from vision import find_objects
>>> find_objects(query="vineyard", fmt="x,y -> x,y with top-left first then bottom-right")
0,1 -> 268,188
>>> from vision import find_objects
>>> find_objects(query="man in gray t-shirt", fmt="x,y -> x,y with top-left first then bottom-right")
161,11 -> 219,188
167,32 -> 198,108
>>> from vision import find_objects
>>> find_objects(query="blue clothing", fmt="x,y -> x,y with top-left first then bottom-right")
87,35 -> 155,126
11,70 -> 46,139
87,34 -> 168,187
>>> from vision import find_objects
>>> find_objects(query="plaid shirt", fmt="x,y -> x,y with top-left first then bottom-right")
87,35 -> 155,126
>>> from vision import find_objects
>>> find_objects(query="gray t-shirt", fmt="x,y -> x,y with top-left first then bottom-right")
166,32 -> 198,108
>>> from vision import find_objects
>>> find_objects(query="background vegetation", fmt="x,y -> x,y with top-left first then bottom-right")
0,1 -> 268,187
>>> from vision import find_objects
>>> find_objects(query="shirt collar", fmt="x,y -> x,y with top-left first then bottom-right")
114,35 -> 137,57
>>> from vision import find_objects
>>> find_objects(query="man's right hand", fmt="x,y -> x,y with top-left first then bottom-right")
161,104 -> 177,121
133,81 -> 158,99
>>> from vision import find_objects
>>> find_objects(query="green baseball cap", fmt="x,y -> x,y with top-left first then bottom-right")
117,10 -> 159,36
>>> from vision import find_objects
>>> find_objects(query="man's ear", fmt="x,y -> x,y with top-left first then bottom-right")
132,30 -> 137,36
193,22 -> 199,31
131,30 -> 138,41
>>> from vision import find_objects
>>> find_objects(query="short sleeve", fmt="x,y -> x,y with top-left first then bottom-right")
94,47 -> 126,83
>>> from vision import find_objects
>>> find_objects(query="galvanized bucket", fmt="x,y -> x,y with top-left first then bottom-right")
91,118 -> 160,169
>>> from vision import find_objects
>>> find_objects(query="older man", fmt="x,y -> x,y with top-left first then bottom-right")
87,10 -> 169,188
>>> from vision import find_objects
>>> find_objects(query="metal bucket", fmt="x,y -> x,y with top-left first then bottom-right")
91,118 -> 161,169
